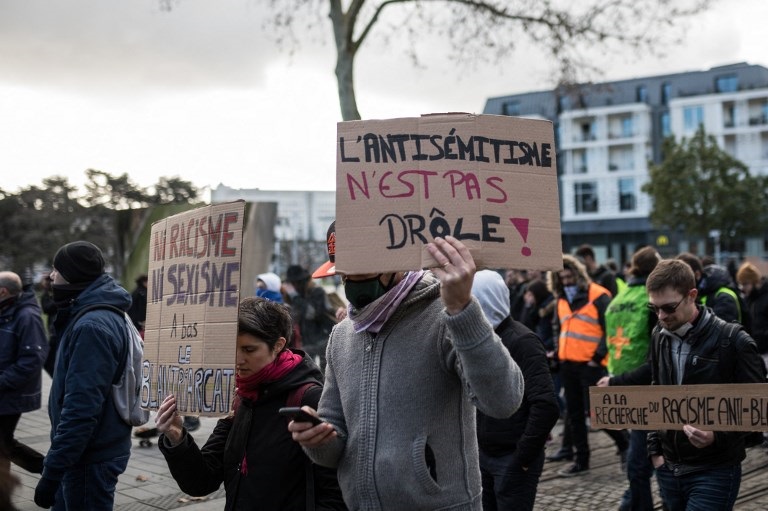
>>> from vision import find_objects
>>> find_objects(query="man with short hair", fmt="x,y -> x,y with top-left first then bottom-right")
598,246 -> 661,510
549,254 -> 628,477
575,244 -> 618,297
646,259 -> 765,510
34,241 -> 134,510
0,271 -> 47,475
289,223 -> 523,510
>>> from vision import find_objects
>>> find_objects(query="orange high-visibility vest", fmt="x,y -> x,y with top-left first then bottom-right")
557,283 -> 611,364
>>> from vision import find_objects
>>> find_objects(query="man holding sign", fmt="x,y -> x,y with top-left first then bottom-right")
646,259 -> 765,510
289,223 -> 523,511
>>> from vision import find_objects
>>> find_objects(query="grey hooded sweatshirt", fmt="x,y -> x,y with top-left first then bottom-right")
305,272 -> 524,510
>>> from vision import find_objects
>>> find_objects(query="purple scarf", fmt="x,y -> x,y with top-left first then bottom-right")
348,270 -> 425,333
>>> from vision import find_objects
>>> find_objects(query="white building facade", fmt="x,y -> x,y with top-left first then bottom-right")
211,185 -> 336,275
484,62 -> 768,264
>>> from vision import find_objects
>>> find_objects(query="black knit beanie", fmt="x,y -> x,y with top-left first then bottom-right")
53,241 -> 105,284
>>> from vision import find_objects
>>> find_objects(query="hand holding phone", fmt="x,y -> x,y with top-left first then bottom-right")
278,407 -> 322,426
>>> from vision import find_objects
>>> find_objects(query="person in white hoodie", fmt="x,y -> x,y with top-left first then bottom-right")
288,222 -> 523,510
472,270 -> 559,511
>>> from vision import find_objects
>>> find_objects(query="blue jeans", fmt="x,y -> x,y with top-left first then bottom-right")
480,448 -> 545,511
626,429 -> 654,510
52,454 -> 129,511
655,463 -> 741,511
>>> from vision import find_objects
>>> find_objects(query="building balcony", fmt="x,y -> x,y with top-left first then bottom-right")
573,134 -> 597,142
608,131 -> 635,139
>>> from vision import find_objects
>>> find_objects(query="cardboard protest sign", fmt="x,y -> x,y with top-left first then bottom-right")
335,113 -> 563,274
142,201 -> 245,417
590,384 -> 768,431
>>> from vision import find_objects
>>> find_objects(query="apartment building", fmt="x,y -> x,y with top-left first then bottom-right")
484,62 -> 768,264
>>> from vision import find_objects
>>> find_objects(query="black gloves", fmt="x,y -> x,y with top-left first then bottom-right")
34,476 -> 59,509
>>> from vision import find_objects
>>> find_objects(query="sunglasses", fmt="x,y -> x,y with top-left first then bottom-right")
646,295 -> 687,315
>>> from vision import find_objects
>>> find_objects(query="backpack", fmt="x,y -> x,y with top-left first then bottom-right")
718,322 -> 765,448
68,304 -> 150,427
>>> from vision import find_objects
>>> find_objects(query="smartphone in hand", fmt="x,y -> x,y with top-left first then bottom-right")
278,407 -> 322,426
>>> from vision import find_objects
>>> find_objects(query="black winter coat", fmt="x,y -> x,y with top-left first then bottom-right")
590,264 -> 618,297
159,353 -> 346,511
476,317 -> 560,467
745,279 -> 768,353
698,264 -> 740,324
647,307 -> 766,475
0,289 -> 47,415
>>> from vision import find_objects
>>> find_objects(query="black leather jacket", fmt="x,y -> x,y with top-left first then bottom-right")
647,307 -> 765,476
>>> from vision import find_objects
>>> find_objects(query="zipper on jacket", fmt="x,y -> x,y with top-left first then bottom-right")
691,355 -> 717,366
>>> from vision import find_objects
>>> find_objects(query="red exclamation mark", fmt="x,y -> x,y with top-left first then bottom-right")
510,218 -> 532,256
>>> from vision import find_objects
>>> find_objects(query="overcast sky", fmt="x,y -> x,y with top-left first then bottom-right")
1,0 -> 766,198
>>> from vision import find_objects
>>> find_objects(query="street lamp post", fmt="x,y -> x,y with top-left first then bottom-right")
709,229 -> 721,266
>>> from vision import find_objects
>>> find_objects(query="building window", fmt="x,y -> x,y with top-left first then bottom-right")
574,182 -> 598,213
636,85 -> 648,103
558,95 -> 571,112
579,121 -> 595,141
661,82 -> 671,106
573,150 -> 588,173
683,105 -> 704,132
715,75 -> 739,93
621,116 -> 634,138
723,103 -> 735,128
619,178 -> 636,211
661,111 -> 671,137
502,101 -> 520,116
609,146 -> 634,171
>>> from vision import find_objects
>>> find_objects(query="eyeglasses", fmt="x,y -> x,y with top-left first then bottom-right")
646,295 -> 686,315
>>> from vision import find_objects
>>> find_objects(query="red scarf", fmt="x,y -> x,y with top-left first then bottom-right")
233,348 -> 302,475
234,348 -> 303,410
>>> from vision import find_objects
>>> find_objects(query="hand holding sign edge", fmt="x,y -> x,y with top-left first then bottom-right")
425,236 -> 475,315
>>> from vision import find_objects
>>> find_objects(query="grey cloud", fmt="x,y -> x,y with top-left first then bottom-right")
0,0 -> 290,94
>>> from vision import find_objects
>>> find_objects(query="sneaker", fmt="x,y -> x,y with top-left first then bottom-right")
558,462 -> 590,477
545,449 -> 574,462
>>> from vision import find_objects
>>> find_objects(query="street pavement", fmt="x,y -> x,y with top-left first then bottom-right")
12,373 -> 225,511
10,373 -> 768,510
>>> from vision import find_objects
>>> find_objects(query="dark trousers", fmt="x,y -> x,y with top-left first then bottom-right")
627,429 -> 655,510
52,454 -> 129,511
480,449 -> 545,511
560,361 -> 628,466
0,414 -> 44,474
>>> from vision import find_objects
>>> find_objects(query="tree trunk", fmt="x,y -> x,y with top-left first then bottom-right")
335,45 -> 361,121
329,0 -> 361,121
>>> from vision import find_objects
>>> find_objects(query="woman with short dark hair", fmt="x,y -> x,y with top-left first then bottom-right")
155,297 -> 345,511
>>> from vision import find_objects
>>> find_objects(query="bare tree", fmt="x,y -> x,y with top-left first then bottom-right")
261,0 -> 712,120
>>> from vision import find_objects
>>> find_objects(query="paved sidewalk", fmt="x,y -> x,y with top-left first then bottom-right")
11,373 -> 226,510
10,372 -> 768,509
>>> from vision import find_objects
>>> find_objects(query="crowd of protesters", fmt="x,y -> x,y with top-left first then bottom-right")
2,233 -> 767,511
